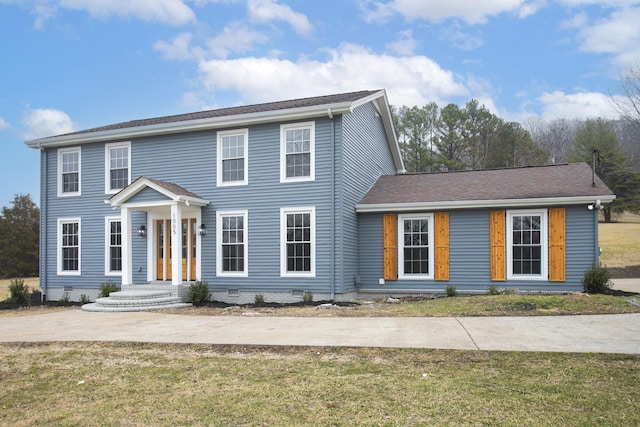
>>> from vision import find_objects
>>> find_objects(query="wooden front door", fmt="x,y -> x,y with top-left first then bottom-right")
156,219 -> 196,281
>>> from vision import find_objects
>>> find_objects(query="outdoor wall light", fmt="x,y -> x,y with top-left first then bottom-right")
137,225 -> 146,237
198,224 -> 207,236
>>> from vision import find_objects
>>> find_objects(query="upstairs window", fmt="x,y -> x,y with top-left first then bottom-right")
217,129 -> 248,186
58,147 -> 81,196
280,122 -> 315,182
105,142 -> 131,194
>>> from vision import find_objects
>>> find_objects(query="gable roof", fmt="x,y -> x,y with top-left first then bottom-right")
356,163 -> 616,212
26,89 -> 405,174
109,176 -> 209,208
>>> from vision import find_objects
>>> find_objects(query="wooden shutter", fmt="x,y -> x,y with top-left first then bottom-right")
434,212 -> 449,281
490,210 -> 506,281
548,208 -> 566,282
383,214 -> 398,280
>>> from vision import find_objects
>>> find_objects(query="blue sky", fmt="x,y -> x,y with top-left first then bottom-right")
1,0 -> 639,207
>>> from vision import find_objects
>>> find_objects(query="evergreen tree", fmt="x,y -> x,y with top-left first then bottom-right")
0,194 -> 40,278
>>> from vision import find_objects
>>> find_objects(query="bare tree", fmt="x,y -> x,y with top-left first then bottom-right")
611,62 -> 640,125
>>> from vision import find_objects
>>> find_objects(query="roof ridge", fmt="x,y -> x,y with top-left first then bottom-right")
50,89 -> 381,139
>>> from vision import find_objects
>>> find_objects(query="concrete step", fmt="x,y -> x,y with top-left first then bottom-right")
81,289 -> 192,312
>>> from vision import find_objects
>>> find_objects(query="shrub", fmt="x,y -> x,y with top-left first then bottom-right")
80,294 -> 90,304
99,281 -> 118,298
254,294 -> 265,304
446,285 -> 457,297
303,291 -> 313,303
188,280 -> 210,306
8,278 -> 30,304
582,262 -> 612,294
488,285 -> 499,295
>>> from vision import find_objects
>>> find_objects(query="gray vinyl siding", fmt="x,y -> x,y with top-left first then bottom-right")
41,117 -> 341,296
358,205 -> 596,293
338,102 -> 397,293
42,144 -> 148,293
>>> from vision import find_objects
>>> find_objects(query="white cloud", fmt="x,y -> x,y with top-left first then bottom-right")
20,0 -> 196,27
574,7 -> 640,65
439,25 -> 484,50
22,108 -> 76,140
0,117 -> 8,130
385,30 -> 418,55
196,43 -> 468,107
154,33 -> 202,60
537,90 -> 620,120
206,22 -> 269,58
247,0 -> 312,35
363,0 -> 533,25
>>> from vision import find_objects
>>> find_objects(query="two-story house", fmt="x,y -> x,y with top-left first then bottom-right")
26,90 -> 615,308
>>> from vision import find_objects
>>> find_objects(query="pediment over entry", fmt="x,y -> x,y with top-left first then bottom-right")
108,176 -> 209,208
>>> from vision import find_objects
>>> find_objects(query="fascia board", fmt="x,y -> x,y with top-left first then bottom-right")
25,102 -> 355,148
355,195 -> 617,213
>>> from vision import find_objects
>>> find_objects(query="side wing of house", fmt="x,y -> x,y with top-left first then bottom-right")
357,205 -> 598,293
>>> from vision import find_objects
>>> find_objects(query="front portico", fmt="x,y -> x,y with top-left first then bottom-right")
109,177 -> 209,287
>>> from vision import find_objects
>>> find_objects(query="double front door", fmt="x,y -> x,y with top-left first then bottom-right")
156,218 -> 196,281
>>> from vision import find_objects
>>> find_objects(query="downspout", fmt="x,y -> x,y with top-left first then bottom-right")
328,108 -> 336,300
38,144 -> 47,302
594,200 -> 601,265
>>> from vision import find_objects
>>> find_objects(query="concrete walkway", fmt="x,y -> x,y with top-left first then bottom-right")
1,309 -> 639,354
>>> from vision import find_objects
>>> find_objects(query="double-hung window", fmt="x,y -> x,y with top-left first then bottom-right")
280,207 -> 315,277
58,147 -> 81,196
507,209 -> 548,280
217,129 -> 248,186
280,122 -> 315,182
398,213 -> 434,279
217,211 -> 248,277
58,218 -> 80,275
105,217 -> 122,275
105,142 -> 131,194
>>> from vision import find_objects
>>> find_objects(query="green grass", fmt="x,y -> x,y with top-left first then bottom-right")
1,342 -> 639,426
368,294 -> 640,317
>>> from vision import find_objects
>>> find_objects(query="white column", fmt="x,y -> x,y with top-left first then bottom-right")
196,211 -> 202,281
170,202 -> 182,285
121,207 -> 133,286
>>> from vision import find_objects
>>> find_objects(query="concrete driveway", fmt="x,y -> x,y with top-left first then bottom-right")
1,309 -> 639,354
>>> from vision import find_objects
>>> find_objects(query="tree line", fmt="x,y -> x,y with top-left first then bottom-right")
391,101 -> 640,222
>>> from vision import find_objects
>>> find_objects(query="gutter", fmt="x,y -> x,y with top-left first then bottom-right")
38,143 -> 47,301
355,195 -> 617,213
25,102 -> 356,149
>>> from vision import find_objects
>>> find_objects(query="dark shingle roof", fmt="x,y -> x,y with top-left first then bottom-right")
144,177 -> 204,200
358,163 -> 614,206
56,90 -> 380,138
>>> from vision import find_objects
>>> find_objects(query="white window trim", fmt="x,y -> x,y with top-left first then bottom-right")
57,147 -> 81,197
105,216 -> 123,276
506,209 -> 548,281
280,121 -> 315,183
217,128 -> 249,187
57,217 -> 81,276
105,141 -> 131,194
398,213 -> 435,280
216,210 -> 249,277
280,206 -> 316,277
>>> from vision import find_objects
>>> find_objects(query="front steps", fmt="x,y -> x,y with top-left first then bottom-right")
81,290 -> 192,312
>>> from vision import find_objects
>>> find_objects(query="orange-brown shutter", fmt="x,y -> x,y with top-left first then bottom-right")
490,210 -> 506,281
548,208 -> 566,282
434,212 -> 449,281
383,214 -> 398,280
